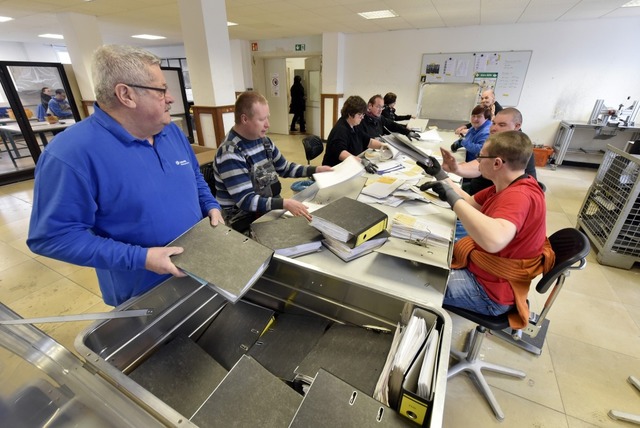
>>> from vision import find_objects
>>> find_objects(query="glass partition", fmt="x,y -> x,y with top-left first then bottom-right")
0,61 -> 78,184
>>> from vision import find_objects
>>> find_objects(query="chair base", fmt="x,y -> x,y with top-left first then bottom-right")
608,376 -> 640,425
448,326 -> 526,421
491,317 -> 551,356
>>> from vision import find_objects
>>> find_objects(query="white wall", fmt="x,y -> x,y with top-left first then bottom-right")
0,42 -> 59,62
340,17 -> 640,146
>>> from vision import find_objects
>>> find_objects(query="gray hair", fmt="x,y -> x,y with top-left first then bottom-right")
92,45 -> 161,109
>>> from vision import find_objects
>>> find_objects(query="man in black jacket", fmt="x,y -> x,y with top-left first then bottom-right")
359,94 -> 420,140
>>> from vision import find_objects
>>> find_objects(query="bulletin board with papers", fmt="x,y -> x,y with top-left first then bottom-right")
418,51 -> 532,106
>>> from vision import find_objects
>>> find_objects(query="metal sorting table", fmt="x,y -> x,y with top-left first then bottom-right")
552,120 -> 640,166
0,129 -> 462,427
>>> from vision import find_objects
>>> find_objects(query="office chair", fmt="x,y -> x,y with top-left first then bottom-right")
443,227 -> 590,421
200,161 -> 216,196
291,135 -> 325,192
302,135 -> 324,164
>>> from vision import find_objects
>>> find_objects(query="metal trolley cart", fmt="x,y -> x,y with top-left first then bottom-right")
577,145 -> 640,269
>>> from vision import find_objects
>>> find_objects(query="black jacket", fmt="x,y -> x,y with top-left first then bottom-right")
381,106 -> 411,122
359,113 -> 410,139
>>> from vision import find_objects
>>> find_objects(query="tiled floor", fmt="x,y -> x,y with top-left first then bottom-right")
1,134 -> 639,426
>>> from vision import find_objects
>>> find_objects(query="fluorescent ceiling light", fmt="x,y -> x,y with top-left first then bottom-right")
358,9 -> 398,20
227,22 -> 238,26
622,0 -> 640,6
132,34 -> 166,40
0,16 -> 15,22
39,34 -> 64,39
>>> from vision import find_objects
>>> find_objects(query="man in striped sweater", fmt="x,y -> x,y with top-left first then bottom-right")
213,91 -> 331,232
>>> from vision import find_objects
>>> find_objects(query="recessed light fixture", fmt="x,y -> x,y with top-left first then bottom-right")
39,34 -> 64,39
358,9 -> 398,20
132,34 -> 166,40
622,0 -> 640,6
0,16 -> 15,22
227,22 -> 238,26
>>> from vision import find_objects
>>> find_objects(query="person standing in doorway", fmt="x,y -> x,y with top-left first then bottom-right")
289,75 -> 306,133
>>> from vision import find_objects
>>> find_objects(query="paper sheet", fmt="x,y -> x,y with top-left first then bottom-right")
312,156 -> 364,189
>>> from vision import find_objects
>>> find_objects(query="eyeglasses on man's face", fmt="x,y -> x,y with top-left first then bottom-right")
476,154 -> 506,162
125,83 -> 168,99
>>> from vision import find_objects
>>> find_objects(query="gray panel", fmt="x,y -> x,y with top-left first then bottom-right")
417,82 -> 480,125
190,355 -> 301,427
290,369 -> 413,428
294,324 -> 394,395
129,335 -> 227,417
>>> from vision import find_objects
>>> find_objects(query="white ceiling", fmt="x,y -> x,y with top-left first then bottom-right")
0,0 -> 639,47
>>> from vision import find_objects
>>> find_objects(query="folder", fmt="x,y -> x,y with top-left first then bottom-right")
128,335 -> 228,418
386,308 -> 441,427
168,218 -> 274,303
190,355 -> 302,427
310,197 -> 389,248
196,300 -> 275,370
387,309 -> 437,409
398,328 -> 441,426
250,216 -> 323,258
294,323 -> 395,396
290,369 -> 413,428
380,133 -> 433,165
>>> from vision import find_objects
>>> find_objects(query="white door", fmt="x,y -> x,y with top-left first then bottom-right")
263,58 -> 288,135
304,57 -> 321,136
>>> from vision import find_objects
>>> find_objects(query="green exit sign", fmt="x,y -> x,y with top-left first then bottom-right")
295,44 -> 306,51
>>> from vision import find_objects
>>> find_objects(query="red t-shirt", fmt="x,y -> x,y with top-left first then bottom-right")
468,177 -> 547,304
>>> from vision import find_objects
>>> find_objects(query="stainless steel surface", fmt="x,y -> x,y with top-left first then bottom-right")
76,256 -> 452,427
0,303 -> 171,427
0,308 -> 153,325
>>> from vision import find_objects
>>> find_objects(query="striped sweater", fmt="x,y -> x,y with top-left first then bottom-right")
213,129 -> 315,213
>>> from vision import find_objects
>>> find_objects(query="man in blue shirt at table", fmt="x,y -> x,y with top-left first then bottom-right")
47,89 -> 74,119
28,45 -> 224,306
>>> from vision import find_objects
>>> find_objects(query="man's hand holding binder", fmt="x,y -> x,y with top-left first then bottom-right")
416,156 -> 448,180
419,181 -> 462,208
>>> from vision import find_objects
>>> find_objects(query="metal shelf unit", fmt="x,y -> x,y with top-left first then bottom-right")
552,121 -> 640,166
577,145 -> 640,269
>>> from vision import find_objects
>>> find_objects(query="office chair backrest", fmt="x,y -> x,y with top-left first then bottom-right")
302,135 -> 324,164
536,228 -> 590,294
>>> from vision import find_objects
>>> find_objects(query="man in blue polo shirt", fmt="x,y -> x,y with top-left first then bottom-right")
28,45 -> 224,306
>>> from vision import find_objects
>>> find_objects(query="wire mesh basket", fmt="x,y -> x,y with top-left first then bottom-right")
577,144 -> 640,269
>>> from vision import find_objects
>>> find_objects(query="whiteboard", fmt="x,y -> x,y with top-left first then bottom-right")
419,51 -> 532,106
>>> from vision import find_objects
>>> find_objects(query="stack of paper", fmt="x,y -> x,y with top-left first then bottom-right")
417,129 -> 443,142
312,155 -> 364,189
322,230 -> 390,262
417,329 -> 440,398
387,315 -> 428,408
390,213 -> 452,247
360,176 -> 405,199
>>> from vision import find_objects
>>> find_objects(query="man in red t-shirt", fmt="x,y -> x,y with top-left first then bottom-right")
420,131 -> 548,319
